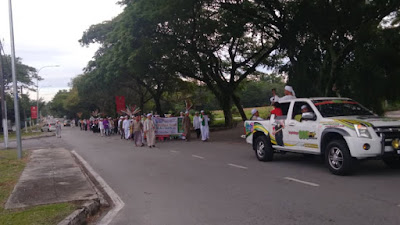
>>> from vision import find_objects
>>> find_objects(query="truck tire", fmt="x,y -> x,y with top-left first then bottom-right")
383,157 -> 400,169
255,135 -> 273,162
325,140 -> 354,175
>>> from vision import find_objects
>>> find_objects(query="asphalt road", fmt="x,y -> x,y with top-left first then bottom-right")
9,127 -> 400,225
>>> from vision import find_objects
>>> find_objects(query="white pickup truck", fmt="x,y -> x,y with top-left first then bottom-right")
244,97 -> 400,175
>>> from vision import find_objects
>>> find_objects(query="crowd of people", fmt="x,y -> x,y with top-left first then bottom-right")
77,110 -> 211,148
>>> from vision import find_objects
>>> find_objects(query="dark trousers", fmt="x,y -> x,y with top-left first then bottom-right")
196,129 -> 201,139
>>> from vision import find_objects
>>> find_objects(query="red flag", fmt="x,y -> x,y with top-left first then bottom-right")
31,106 -> 38,119
115,96 -> 126,114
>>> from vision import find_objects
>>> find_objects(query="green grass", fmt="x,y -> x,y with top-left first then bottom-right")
211,118 -> 242,127
0,130 -> 47,142
0,150 -> 76,225
211,106 -> 273,125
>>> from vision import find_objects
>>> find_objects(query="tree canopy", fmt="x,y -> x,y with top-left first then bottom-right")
49,0 -> 400,122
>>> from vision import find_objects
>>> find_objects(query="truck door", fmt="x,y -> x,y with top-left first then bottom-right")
286,102 -> 319,152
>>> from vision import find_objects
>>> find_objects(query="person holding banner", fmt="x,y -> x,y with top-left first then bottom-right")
183,111 -> 191,141
144,113 -> 156,148
200,110 -> 210,141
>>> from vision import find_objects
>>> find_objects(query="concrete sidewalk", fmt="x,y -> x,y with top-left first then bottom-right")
5,148 -> 98,209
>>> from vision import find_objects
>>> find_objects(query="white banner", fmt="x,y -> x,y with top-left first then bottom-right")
154,117 -> 183,135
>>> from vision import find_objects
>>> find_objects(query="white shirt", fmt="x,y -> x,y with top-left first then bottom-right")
270,95 -> 280,104
122,119 -> 130,130
279,95 -> 296,102
99,121 -> 104,129
251,116 -> 264,121
118,119 -> 122,127
200,115 -> 210,127
144,119 -> 155,132
193,116 -> 201,129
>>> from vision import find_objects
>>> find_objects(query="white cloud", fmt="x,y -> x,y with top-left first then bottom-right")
0,0 -> 123,102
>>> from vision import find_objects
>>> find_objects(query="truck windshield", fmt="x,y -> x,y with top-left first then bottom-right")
312,100 -> 374,117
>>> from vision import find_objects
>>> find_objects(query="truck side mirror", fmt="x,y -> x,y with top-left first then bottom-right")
302,112 -> 316,121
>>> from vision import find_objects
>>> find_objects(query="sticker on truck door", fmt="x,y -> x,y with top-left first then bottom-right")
299,130 -> 317,139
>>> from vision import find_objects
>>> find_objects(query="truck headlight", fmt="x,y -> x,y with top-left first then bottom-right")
354,124 -> 371,139
392,138 -> 400,149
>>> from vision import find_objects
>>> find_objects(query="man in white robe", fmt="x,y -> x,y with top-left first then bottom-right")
144,113 -> 156,148
200,110 -> 210,141
279,85 -> 297,102
193,112 -> 201,139
123,116 -> 131,139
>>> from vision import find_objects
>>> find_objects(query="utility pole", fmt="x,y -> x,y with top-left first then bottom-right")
8,0 -> 23,159
0,41 -> 9,148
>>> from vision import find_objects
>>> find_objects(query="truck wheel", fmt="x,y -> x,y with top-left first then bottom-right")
383,157 -> 400,169
255,136 -> 273,162
325,140 -> 354,175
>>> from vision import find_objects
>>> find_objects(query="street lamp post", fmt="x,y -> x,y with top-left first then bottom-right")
8,0 -> 22,158
36,65 -> 59,128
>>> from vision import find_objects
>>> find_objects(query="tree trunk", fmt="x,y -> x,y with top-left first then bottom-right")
139,93 -> 144,114
232,94 -> 247,121
222,105 -> 233,127
154,96 -> 163,116
217,93 -> 233,127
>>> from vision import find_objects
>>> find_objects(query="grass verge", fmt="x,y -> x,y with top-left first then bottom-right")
0,150 -> 76,225
211,106 -> 273,127
0,130 -> 50,142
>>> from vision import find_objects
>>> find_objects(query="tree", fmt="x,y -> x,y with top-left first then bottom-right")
276,0 -> 400,107
79,6 -> 182,116
116,0 -> 283,126
48,90 -> 70,118
0,55 -> 39,91
0,54 -> 41,125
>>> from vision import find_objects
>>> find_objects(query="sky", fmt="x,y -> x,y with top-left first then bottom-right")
0,0 -> 123,102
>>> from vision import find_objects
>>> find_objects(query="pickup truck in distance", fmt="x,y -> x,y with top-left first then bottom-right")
244,98 -> 400,175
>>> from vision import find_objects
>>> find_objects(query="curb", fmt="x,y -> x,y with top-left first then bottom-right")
22,133 -> 56,140
58,200 -> 101,225
69,150 -> 125,225
71,153 -> 110,208
57,151 -> 112,225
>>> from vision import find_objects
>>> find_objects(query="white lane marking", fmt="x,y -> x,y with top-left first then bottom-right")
170,150 -> 179,153
192,155 -> 205,159
284,177 -> 320,187
228,163 -> 248,170
71,150 -> 125,225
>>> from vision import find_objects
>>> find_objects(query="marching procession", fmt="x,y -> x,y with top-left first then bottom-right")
74,85 -> 297,146
76,110 -> 211,148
